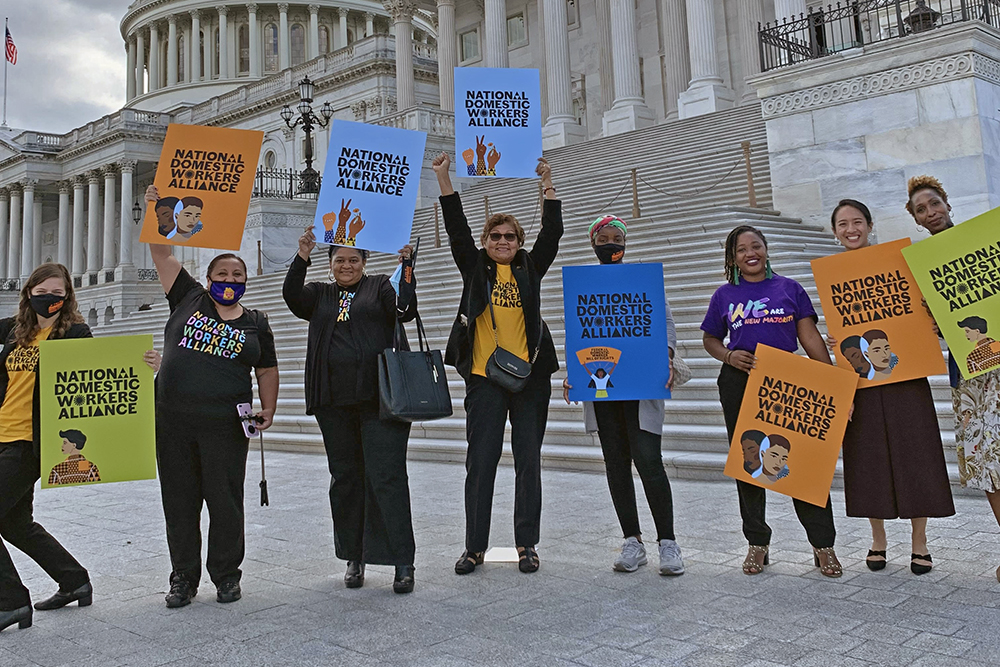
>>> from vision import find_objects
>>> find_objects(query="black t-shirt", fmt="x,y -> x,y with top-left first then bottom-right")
329,284 -> 359,405
157,269 -> 277,418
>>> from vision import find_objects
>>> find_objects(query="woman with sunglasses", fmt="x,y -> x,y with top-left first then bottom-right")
431,152 -> 561,575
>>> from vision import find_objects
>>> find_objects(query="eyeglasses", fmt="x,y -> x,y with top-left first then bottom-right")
489,232 -> 518,242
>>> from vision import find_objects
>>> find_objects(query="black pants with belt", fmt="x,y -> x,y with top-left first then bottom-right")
156,413 -> 249,587
718,364 -> 836,549
0,440 -> 89,611
463,372 -> 551,553
314,399 -> 415,566
593,400 -> 675,542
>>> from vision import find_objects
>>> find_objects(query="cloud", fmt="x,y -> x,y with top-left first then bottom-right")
3,0 -> 126,134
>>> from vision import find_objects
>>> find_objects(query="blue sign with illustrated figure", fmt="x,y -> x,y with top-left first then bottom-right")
454,67 -> 542,179
314,119 -> 427,254
562,264 -> 672,402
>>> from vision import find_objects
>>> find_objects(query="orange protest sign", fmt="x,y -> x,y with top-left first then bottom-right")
811,239 -> 945,388
723,345 -> 857,506
139,123 -> 264,250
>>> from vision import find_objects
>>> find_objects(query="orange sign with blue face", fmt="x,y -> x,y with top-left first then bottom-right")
139,123 -> 264,250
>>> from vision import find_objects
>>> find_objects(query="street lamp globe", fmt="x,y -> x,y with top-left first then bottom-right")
321,101 -> 334,121
298,76 -> 315,102
280,105 -> 294,123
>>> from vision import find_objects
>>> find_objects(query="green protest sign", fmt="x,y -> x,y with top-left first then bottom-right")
39,335 -> 156,488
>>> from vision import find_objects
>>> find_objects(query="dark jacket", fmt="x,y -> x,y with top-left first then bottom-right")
0,317 -> 93,456
440,192 -> 563,381
282,255 -> 417,414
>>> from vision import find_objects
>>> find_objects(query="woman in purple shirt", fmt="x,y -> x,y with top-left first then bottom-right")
701,226 -> 841,577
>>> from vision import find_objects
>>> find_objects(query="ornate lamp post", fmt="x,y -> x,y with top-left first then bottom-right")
904,0 -> 941,34
281,76 -> 334,194
132,200 -> 142,224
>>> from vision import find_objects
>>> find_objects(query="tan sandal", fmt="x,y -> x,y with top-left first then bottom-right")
742,545 -> 769,575
813,547 -> 843,578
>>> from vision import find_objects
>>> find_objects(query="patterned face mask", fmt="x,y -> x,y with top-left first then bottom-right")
337,289 -> 354,322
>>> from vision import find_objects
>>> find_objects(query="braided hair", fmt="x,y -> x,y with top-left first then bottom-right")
723,225 -> 768,285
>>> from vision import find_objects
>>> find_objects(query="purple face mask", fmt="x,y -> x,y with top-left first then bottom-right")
209,280 -> 246,306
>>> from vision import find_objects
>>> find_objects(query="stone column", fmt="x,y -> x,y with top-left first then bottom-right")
149,22 -> 160,91
7,186 -> 20,282
678,0 -> 734,118
595,0 -> 614,113
278,3 -> 290,70
602,0 -> 655,135
191,10 -> 202,82
218,6 -> 230,78
248,4 -> 260,76
167,15 -> 179,86
542,0 -> 587,147
72,178 -> 86,281
774,0 -> 807,21
385,1 -> 416,110
662,0 -> 691,120
58,182 -> 71,268
364,12 -> 374,37
118,161 -> 136,278
483,0 -> 508,68
102,166 -> 117,278
136,29 -> 146,96
126,38 -> 137,100
87,171 -> 102,280
20,180 -> 36,280
338,7 -> 349,49
32,201 -> 42,269
739,0 -> 764,100
0,190 -> 8,278
309,5 -> 320,58
436,0 -> 456,111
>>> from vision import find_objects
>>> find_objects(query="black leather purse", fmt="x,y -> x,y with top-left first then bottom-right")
484,297 -> 542,393
378,313 -> 453,422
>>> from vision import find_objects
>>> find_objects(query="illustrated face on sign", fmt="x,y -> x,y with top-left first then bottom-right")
176,197 -> 203,234
863,331 -> 892,372
61,437 -> 76,456
155,197 -> 180,237
761,436 -> 790,477
742,438 -> 761,471
964,326 -> 985,343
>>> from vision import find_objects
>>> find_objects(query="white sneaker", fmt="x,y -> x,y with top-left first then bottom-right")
613,536 -> 647,572
658,539 -> 685,576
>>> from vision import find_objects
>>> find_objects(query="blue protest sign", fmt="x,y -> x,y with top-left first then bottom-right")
562,264 -> 671,402
454,67 -> 542,179
314,119 -> 427,254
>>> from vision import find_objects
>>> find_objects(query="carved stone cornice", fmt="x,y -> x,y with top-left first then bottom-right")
102,163 -> 119,177
118,159 -> 138,174
73,175 -> 87,188
308,4 -> 320,13
20,178 -> 37,192
338,7 -> 350,18
0,187 -> 8,200
247,3 -> 259,13
87,170 -> 103,185
190,9 -> 201,19
277,3 -> 289,12
216,5 -> 230,17
7,182 -> 21,196
382,0 -> 418,22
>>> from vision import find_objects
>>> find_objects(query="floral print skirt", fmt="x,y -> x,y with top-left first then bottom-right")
954,369 -> 1000,493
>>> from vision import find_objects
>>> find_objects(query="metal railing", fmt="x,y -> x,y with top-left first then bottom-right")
137,268 -> 160,282
252,168 -> 323,199
759,0 -> 1000,72
0,278 -> 19,292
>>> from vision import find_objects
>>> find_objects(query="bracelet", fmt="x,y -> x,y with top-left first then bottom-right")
724,350 -> 733,366
543,186 -> 556,194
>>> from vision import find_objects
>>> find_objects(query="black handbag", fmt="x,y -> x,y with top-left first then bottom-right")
484,296 -> 542,393
378,313 -> 453,422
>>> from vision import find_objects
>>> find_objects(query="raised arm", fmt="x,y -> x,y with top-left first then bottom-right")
282,227 -> 321,321
145,185 -> 182,294
433,153 -> 480,277
529,158 -> 563,276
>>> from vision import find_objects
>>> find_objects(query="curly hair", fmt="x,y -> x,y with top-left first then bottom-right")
724,225 -> 768,285
13,263 -> 84,348
905,175 -> 948,216
481,213 -> 525,248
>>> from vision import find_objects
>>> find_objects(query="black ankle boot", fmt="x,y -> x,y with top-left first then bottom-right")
34,581 -> 93,611
0,606 -> 32,632
344,561 -> 365,588
393,565 -> 415,594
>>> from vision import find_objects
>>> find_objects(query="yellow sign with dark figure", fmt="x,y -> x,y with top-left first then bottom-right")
723,345 -> 858,506
139,123 -> 264,250
39,335 -> 156,489
811,239 -> 946,387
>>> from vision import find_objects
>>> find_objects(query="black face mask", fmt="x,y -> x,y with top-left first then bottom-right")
594,243 -> 626,265
30,293 -> 65,318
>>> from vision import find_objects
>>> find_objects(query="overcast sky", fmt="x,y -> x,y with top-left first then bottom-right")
3,0 -> 127,134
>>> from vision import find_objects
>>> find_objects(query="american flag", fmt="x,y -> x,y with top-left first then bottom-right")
5,27 -> 16,65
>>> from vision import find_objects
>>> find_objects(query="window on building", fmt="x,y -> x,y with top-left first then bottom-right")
347,29 -> 355,45
163,41 -> 169,85
214,28 -> 220,77
460,27 -> 480,62
291,24 -> 306,66
264,150 -> 277,169
319,25 -> 329,54
507,13 -> 527,48
567,0 -> 580,29
200,31 -> 205,78
264,23 -> 279,72
178,34 -> 186,81
239,24 -> 249,74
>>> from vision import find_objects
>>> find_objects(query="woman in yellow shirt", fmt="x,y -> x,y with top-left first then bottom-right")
0,264 -> 93,633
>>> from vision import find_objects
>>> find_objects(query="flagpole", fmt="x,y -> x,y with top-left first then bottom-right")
2,17 -> 8,128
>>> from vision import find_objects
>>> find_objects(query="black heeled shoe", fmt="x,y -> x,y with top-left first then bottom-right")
393,565 -> 415,594
344,561 -> 365,588
0,605 -> 32,632
911,553 -> 933,575
865,550 -> 887,571
454,550 -> 484,575
34,581 -> 93,611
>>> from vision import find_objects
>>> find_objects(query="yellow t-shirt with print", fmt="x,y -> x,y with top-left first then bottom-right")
0,326 -> 52,442
472,264 -> 529,377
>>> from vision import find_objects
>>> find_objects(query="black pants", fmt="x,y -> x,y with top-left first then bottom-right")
718,364 -> 836,548
0,440 -> 88,611
594,401 -> 675,542
314,400 -> 415,566
156,413 -> 249,587
463,373 -> 551,552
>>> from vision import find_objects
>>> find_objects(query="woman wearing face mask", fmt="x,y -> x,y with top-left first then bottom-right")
701,226 -> 841,577
282,231 -> 418,594
824,199 -> 953,576
432,152 -> 561,576
144,186 -> 279,609
561,215 -> 684,575
0,264 -> 93,632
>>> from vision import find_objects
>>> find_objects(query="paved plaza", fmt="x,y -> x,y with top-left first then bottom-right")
2,452 -> 1000,667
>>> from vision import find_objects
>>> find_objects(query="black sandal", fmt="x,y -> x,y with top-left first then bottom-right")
911,553 -> 933,575
517,546 -> 539,573
866,549 -> 887,571
454,550 -> 484,575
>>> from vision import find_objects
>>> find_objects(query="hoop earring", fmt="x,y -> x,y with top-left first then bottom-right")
328,269 -> 335,283
765,260 -> 773,280
833,237 -> 842,246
